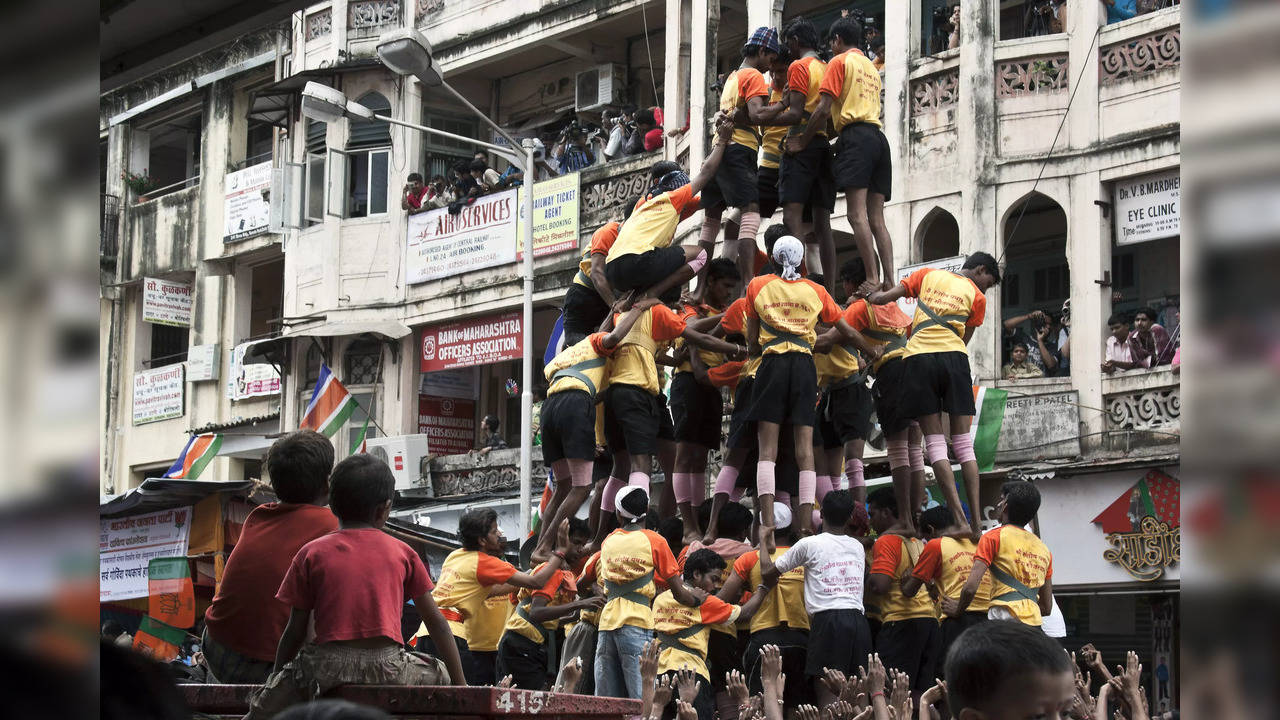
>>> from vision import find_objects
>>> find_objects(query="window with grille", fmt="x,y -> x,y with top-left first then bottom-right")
344,338 -> 381,385
305,119 -> 327,226
149,324 -> 189,368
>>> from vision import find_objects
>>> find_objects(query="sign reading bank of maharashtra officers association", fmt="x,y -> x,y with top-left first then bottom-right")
420,312 -> 522,373
1114,168 -> 1180,245
406,189 -> 518,283
142,277 -> 192,327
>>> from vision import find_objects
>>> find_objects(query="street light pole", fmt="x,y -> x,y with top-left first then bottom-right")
518,138 -> 536,541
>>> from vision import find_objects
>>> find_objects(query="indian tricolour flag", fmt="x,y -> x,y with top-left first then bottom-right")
161,433 -> 222,479
970,386 -> 1009,472
301,364 -> 357,438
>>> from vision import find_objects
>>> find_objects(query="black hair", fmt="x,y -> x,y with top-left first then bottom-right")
621,103 -> 638,116
763,224 -> 790,256
741,44 -> 772,60
407,172 -> 423,183
460,507 -> 499,550
266,430 -> 334,504
1108,311 -> 1132,326
658,516 -> 684,554
828,17 -> 864,48
962,251 -> 1002,285
810,272 -> 826,287
484,415 -> 500,432
1134,306 -> 1159,323
328,455 -> 395,524
650,161 -> 681,180
774,44 -> 794,66
468,158 -> 488,172
567,516 -> 591,540
683,548 -> 727,581
707,257 -> 742,284
840,257 -> 867,288
945,621 -> 1071,713
473,150 -> 488,159
920,505 -> 953,536
430,174 -> 446,183
867,486 -> 899,518
620,487 -> 650,521
1001,480 -> 1041,526
821,489 -> 855,527
718,502 -> 754,540
782,17 -> 821,51
635,108 -> 657,127
1012,342 -> 1029,351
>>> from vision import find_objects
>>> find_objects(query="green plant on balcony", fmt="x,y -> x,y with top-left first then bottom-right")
1030,60 -> 1060,87
121,169 -> 156,200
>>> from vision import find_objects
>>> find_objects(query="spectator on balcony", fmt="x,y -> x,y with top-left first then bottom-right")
1102,311 -> 1143,374
1055,300 -> 1071,376
425,175 -> 454,210
872,43 -> 886,72
1130,306 -> 1176,368
401,173 -> 430,215
1102,0 -> 1138,24
1002,343 -> 1045,380
1002,310 -> 1056,375
470,159 -> 504,195
623,108 -> 660,156
472,415 -> 508,456
603,106 -> 636,161
553,124 -> 597,175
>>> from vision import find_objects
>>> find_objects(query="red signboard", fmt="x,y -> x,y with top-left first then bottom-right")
420,312 -> 522,372
418,396 -> 476,456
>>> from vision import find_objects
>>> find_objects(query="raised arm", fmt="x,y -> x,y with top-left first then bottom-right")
689,114 -> 734,194
507,520 -> 571,589
864,281 -> 908,306
602,299 -> 661,350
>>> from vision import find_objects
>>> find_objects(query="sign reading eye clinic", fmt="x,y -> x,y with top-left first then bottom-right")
1114,169 -> 1180,245
406,189 -> 518,284
420,312 -> 523,372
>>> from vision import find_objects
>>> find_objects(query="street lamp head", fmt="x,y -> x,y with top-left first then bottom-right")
377,28 -> 442,87
300,82 -> 350,123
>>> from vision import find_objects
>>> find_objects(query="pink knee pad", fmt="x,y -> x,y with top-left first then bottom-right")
714,466 -> 740,495
815,475 -> 835,504
691,472 -> 706,506
845,458 -> 865,489
951,433 -> 977,464
567,458 -> 594,487
687,248 -> 708,273
924,434 -> 950,466
909,441 -> 926,473
756,461 -> 776,496
886,438 -> 910,470
600,476 -> 626,512
798,470 -> 817,506
672,472 -> 692,504
628,471 -> 650,489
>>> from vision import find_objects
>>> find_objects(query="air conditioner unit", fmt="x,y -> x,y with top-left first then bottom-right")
364,434 -> 433,495
575,64 -> 624,112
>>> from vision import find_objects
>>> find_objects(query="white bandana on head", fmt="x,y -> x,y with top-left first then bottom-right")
615,485 -> 649,521
773,235 -> 804,280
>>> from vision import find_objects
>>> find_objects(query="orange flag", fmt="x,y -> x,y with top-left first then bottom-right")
148,557 -> 195,629
133,615 -> 185,662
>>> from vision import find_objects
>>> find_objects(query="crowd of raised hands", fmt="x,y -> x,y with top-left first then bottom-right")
623,639 -> 1155,720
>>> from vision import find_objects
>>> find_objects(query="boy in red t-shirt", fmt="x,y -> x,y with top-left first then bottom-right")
245,456 -> 466,719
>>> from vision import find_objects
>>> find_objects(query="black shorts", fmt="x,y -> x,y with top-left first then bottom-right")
757,165 -> 781,219
604,246 -> 688,296
541,390 -> 598,464
818,379 -> 875,448
496,632 -> 549,691
727,379 -> 756,450
562,283 -> 609,345
603,384 -> 661,456
706,629 -> 743,691
940,612 -> 987,670
833,122 -> 892,200
748,353 -> 819,427
900,352 -> 977,419
871,357 -> 912,435
656,390 -> 676,442
744,627 -> 811,704
700,143 -> 759,211
805,609 -> 873,679
670,372 -> 724,449
779,136 -> 836,210
876,617 -> 942,694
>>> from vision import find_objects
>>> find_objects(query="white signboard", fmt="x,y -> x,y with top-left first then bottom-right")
99,506 -> 192,601
1114,169 -> 1180,245
420,367 -> 479,399
224,160 -> 273,242
186,343 -> 219,382
406,189 -> 518,284
133,365 -> 185,424
227,340 -> 281,400
894,255 -> 965,318
142,277 -> 192,327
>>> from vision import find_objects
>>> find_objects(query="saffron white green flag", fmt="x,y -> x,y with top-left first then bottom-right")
969,386 -> 1009,472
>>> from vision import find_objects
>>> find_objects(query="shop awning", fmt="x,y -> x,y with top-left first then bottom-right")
100,479 -> 256,519
285,319 -> 413,340
246,62 -> 381,128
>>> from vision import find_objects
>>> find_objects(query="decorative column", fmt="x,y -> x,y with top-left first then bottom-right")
689,0 -> 709,169
663,0 -> 688,162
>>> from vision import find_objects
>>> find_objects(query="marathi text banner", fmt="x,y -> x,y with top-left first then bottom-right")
100,507 -> 192,601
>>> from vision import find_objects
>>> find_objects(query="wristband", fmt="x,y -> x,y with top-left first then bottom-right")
871,691 -> 886,700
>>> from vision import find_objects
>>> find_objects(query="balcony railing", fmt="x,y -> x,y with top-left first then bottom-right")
1103,367 -> 1181,433
101,193 -> 120,265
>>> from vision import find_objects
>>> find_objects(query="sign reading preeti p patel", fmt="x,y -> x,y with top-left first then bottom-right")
406,189 -> 518,283
420,312 -> 522,372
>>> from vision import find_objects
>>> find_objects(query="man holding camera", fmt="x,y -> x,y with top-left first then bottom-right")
401,173 -> 430,215
553,122 -> 597,175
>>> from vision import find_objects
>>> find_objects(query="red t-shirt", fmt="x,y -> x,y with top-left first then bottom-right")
405,186 -> 429,210
203,503 -> 338,661
277,528 -> 434,645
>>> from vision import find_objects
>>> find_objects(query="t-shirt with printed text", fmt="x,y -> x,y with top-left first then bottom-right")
773,532 -> 866,614
746,274 -> 843,356
819,49 -> 883,131
869,534 -> 937,623
912,537 -> 993,613
597,527 -> 681,631
418,549 -> 518,643
899,268 -> 986,357
786,54 -> 829,138
652,590 -> 742,679
720,67 -> 770,150
974,524 -> 1053,626
733,547 -> 808,633
608,305 -> 687,395
545,332 -> 615,399
608,185 -> 698,262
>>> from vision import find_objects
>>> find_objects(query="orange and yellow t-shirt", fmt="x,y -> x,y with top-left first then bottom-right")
576,551 -> 603,627
597,528 -> 681,632
786,53 -> 828,138
869,534 -> 938,623
468,593 -> 514,652
900,268 -> 986,357
745,275 -> 843,356
720,297 -> 760,381
759,85 -> 787,170
608,305 -> 687,395
676,303 -> 726,374
574,221 -> 621,289
503,563 -> 578,645
419,549 -> 517,643
975,525 -> 1053,626
546,332 -> 614,399
844,299 -> 912,372
733,548 -> 808,634
652,591 -> 742,679
720,67 -> 770,150
819,49 -> 883,131
608,185 -> 699,261
912,537 -> 994,614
